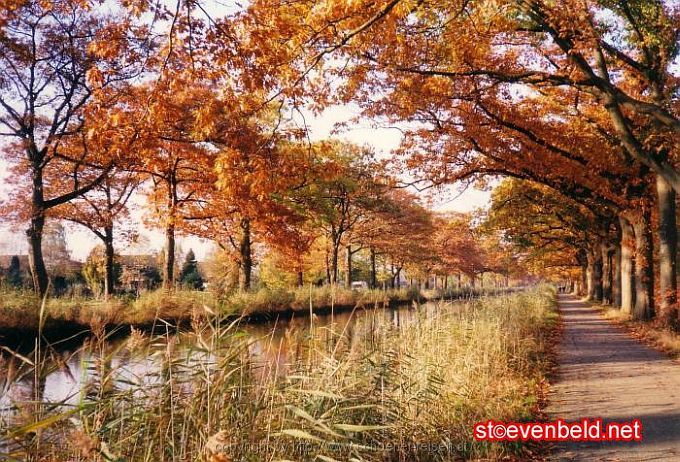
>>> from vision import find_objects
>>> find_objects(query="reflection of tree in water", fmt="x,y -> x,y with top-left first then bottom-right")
0,347 -> 61,455
243,304 -> 441,380
1,300 -> 451,452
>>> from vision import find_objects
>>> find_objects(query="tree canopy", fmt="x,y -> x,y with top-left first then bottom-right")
0,0 -> 678,326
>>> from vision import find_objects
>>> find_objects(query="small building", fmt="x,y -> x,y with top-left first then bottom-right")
118,254 -> 162,292
0,254 -> 84,292
351,281 -> 369,290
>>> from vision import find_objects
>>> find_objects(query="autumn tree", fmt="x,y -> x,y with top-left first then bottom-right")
82,245 -> 123,299
242,0 -> 678,189
0,0 -> 150,296
485,179 -> 621,303
358,188 -> 434,289
53,168 -> 139,298
110,75 -> 222,290
298,142 -> 385,286
237,0 -> 678,324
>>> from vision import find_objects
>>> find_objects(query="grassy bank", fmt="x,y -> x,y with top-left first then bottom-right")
0,285 -> 505,333
2,286 -> 557,461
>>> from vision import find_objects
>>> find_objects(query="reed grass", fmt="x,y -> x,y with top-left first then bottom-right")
0,285 -> 498,332
0,286 -> 556,461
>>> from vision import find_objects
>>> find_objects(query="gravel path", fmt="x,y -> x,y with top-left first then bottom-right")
548,295 -> 680,461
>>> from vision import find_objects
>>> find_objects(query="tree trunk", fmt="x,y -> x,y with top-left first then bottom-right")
601,244 -> 613,305
104,227 -> 115,299
587,248 -> 603,302
325,247 -> 331,284
164,177 -> 179,290
27,166 -> 49,297
370,248 -> 377,288
579,262 -> 588,297
600,91 -> 680,196
238,218 -> 252,292
612,242 -> 622,308
27,214 -> 49,297
163,222 -> 175,290
657,175 -> 678,326
330,241 -> 340,284
345,245 -> 352,288
632,210 -> 655,321
296,270 -> 304,287
620,216 -> 635,313
586,254 -> 593,298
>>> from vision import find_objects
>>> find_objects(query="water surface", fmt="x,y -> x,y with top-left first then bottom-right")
0,298 -> 464,424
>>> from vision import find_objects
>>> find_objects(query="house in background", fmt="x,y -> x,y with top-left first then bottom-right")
0,254 -> 84,293
118,254 -> 162,293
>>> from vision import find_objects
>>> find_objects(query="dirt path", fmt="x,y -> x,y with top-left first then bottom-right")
548,295 -> 680,461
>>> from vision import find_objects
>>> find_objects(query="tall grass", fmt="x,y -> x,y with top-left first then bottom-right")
1,287 -> 556,461
0,285 -> 502,331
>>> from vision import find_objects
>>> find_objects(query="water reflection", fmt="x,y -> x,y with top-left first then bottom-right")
0,300 -> 458,426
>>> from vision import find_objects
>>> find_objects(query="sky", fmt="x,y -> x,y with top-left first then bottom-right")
0,103 -> 491,261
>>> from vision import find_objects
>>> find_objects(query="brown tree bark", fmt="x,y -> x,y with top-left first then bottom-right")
586,248 -> 603,302
238,218 -> 252,292
27,206 -> 49,296
632,210 -> 655,321
601,244 -> 613,305
576,250 -> 588,297
656,175 -> 678,326
619,216 -> 636,313
325,246 -> 331,284
163,222 -> 176,290
104,227 -> 115,299
612,242 -> 622,309
370,248 -> 377,288
330,239 -> 340,284
345,245 -> 353,288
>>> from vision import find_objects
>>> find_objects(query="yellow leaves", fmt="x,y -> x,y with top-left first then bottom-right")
87,22 -> 129,60
86,66 -> 104,88
118,0 -> 149,17
109,112 -> 122,127
192,99 -> 219,139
